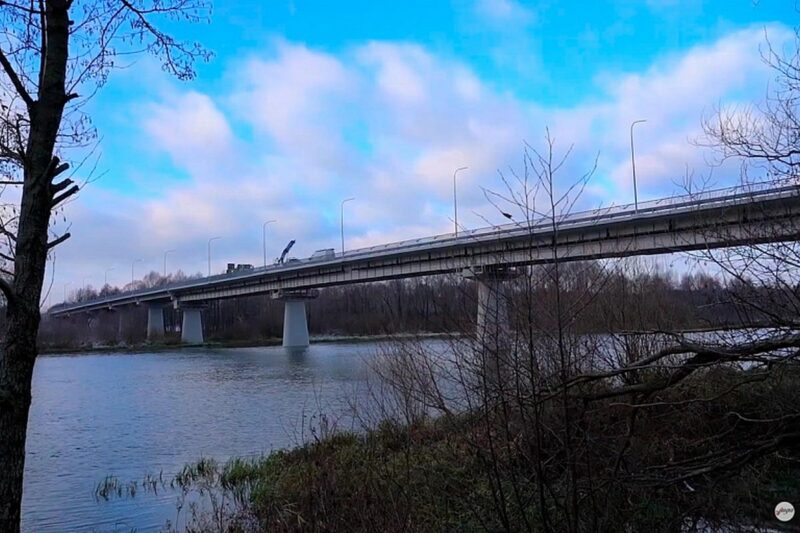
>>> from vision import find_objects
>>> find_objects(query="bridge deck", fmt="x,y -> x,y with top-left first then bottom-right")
49,180 -> 800,315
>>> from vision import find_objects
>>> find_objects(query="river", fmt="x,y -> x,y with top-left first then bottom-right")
21,342 -> 396,532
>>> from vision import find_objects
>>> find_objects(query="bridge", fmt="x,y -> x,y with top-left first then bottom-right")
49,180 -> 800,347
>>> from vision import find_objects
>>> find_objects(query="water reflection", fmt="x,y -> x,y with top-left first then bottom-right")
21,341 -> 394,532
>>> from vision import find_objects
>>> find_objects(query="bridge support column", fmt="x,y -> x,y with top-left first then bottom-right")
147,304 -> 165,341
89,308 -> 120,345
181,307 -> 204,344
464,266 -> 520,382
116,310 -> 125,342
273,289 -> 320,348
86,311 -> 100,345
283,300 -> 309,347
464,266 -> 518,340
476,277 -> 511,344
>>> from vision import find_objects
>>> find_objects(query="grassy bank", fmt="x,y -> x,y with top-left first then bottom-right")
124,362 -> 800,532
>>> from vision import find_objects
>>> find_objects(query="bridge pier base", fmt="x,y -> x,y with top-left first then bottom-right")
181,307 -> 204,344
147,304 -> 165,341
273,289 -> 320,348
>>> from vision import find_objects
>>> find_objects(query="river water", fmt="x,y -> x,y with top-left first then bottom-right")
21,342 -> 395,532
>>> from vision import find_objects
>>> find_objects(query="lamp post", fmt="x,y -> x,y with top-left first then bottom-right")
262,220 -> 275,267
208,236 -> 221,276
630,119 -> 647,212
340,198 -> 354,255
163,249 -> 175,277
453,166 -> 468,237
131,259 -> 142,286
104,267 -> 114,287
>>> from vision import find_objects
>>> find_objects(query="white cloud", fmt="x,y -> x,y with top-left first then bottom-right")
49,24 -> 796,297
141,91 -> 236,178
586,25 -> 791,195
474,0 -> 536,26
358,42 -> 430,105
229,41 -> 354,178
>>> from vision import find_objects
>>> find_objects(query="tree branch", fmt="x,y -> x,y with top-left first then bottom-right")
0,1 -> 44,14
47,232 -> 70,249
0,48 -> 35,109
51,184 -> 79,208
0,277 -> 16,306
51,161 -> 70,179
50,177 -> 73,194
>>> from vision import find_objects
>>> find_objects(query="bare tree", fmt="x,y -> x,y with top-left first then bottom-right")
361,128 -> 800,532
0,1 -> 209,528
701,16 -> 800,182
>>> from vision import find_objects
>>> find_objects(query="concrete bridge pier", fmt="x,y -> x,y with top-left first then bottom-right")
464,266 -> 519,340
85,311 -> 99,345
273,289 -> 320,348
114,309 -> 124,342
146,304 -> 165,341
181,307 -> 205,344
103,306 -> 123,342
464,266 -> 520,383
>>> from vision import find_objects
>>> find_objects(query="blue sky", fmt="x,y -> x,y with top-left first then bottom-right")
47,0 -> 798,304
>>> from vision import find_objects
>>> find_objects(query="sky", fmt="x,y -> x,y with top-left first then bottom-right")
45,0 -> 798,305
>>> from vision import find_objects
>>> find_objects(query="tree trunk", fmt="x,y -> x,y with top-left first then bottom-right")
0,304 -> 40,529
0,2 -> 70,530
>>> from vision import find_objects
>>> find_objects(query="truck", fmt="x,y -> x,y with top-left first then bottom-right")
226,263 -> 254,274
310,248 -> 336,260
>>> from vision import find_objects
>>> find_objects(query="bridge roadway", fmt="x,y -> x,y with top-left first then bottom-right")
49,180 -> 800,346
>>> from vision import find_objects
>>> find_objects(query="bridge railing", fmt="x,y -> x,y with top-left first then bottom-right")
51,178 -> 800,313
337,177 -> 800,257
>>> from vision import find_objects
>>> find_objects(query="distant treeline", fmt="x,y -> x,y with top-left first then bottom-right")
23,259 -> 779,350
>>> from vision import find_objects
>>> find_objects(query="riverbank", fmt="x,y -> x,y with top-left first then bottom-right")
38,331 -> 456,356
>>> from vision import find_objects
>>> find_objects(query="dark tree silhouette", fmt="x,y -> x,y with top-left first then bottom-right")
0,1 -> 210,528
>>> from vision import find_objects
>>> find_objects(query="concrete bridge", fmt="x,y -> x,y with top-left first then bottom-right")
49,180 -> 800,347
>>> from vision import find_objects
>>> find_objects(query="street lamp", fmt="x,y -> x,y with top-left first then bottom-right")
131,259 -> 142,286
163,249 -> 176,277
630,119 -> 647,212
453,166 -> 468,237
262,220 -> 276,267
104,267 -> 114,287
340,198 -> 355,255
208,236 -> 221,276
